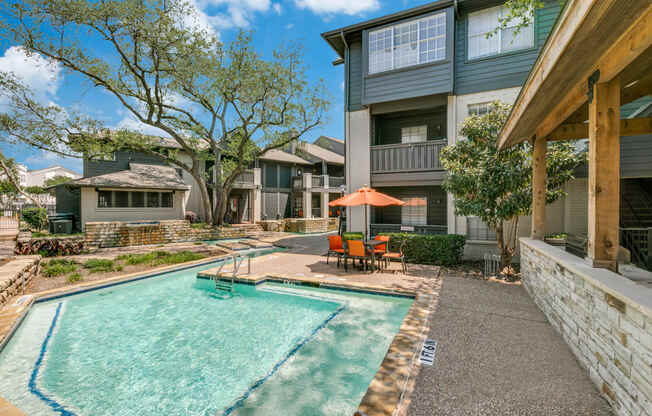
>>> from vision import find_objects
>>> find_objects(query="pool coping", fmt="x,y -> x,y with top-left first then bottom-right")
0,250 -> 440,416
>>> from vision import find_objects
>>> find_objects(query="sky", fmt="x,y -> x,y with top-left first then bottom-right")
0,0 -> 433,174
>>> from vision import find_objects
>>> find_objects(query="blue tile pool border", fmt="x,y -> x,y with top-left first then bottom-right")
221,304 -> 346,415
29,302 -> 76,415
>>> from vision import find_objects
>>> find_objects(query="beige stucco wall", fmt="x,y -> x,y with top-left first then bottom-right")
345,108 -> 371,234
177,153 -> 206,221
80,187 -> 187,231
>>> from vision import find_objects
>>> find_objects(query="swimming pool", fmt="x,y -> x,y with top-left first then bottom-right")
0,260 -> 412,415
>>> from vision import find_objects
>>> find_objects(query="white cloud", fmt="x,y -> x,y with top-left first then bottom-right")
286,23 -> 295,29
115,116 -> 170,137
196,0 -> 273,29
0,46 -> 62,99
273,3 -> 282,14
294,0 -> 380,15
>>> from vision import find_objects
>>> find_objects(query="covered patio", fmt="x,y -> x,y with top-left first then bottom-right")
498,0 -> 652,414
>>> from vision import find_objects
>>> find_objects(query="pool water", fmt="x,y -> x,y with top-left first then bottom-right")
0,261 -> 412,415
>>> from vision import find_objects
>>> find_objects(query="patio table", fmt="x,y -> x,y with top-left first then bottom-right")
363,240 -> 384,272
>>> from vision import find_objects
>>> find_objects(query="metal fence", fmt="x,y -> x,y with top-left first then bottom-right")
620,227 -> 651,270
370,223 -> 447,235
329,176 -> 345,188
311,175 -> 324,188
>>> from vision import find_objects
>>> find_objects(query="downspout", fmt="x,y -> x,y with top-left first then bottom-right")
340,30 -> 351,231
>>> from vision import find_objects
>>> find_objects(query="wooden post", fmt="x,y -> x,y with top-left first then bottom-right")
531,136 -> 547,240
588,77 -> 620,272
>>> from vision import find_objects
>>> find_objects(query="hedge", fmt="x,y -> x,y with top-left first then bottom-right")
341,232 -> 364,242
378,233 -> 466,266
22,207 -> 48,230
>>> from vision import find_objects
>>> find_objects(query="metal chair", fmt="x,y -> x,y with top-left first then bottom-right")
344,239 -> 370,272
326,235 -> 345,267
382,239 -> 408,274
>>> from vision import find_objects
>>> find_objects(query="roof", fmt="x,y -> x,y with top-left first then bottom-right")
297,142 -> 344,165
498,0 -> 652,148
258,149 -> 313,165
313,136 -> 345,156
62,163 -> 190,191
321,0 -> 453,59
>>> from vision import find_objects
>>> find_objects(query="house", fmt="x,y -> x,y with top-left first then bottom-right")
322,0 -> 652,260
496,0 -> 651,413
54,136 -> 344,230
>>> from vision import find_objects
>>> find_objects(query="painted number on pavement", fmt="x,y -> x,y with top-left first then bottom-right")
419,339 -> 437,366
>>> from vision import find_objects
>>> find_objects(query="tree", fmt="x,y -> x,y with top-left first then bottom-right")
0,153 -> 44,209
1,0 -> 328,225
44,175 -> 74,188
488,1 -> 566,39
440,102 -> 584,269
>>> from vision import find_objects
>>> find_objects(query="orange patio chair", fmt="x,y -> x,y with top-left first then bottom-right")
327,235 -> 345,267
383,239 -> 408,274
372,235 -> 390,270
344,239 -> 370,272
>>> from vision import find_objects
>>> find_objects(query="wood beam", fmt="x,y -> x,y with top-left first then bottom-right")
535,7 -> 652,141
531,136 -> 547,240
500,2 -> 652,148
587,77 -> 621,272
548,117 -> 652,141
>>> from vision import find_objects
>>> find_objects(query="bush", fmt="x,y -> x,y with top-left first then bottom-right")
341,232 -> 364,242
83,259 -> 122,274
67,272 -> 83,283
22,207 -> 48,230
378,233 -> 466,266
117,250 -> 205,266
42,259 -> 78,277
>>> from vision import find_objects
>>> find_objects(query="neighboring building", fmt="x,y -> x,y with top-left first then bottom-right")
25,166 -> 81,187
55,136 -> 344,230
313,136 -> 345,156
322,0 -> 652,259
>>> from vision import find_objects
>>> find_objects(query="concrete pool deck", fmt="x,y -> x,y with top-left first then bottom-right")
0,233 -> 612,415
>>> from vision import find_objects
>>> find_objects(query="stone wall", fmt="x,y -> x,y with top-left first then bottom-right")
258,218 -> 339,233
520,238 -> 652,416
0,256 -> 40,307
85,220 -> 262,248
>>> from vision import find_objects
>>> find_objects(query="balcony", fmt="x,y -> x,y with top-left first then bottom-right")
292,174 -> 345,191
231,168 -> 260,189
371,140 -> 446,173
370,223 -> 447,235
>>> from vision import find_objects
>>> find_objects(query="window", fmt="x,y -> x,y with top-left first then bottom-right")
401,126 -> 428,143
368,12 -> 446,74
401,196 -> 427,226
279,166 -> 291,188
131,192 -> 145,208
98,190 -> 112,208
147,192 -> 160,208
468,102 -> 494,116
114,191 -> 129,208
161,192 -> 173,208
467,5 -> 534,60
264,164 -> 278,188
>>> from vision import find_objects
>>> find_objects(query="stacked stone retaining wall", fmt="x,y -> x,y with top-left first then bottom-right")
85,220 -> 262,248
521,238 -> 652,416
258,218 -> 339,233
0,256 -> 40,307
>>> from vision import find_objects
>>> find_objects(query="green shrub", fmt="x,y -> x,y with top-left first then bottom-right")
82,259 -> 121,273
117,250 -> 205,266
42,259 -> 78,277
22,207 -> 48,230
67,272 -> 83,283
341,232 -> 364,242
378,233 -> 466,266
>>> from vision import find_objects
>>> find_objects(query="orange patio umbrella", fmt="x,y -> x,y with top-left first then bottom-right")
328,186 -> 405,240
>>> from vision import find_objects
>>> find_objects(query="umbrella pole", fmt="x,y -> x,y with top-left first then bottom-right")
364,203 -> 368,241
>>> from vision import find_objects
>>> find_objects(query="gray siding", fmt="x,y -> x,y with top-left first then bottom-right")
575,135 -> 652,179
454,1 -> 560,95
83,151 -> 165,178
360,7 -> 454,105
373,109 -> 447,145
347,36 -> 364,111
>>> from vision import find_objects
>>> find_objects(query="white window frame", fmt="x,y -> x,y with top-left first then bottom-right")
468,102 -> 494,116
467,4 -> 534,60
96,190 -> 174,209
401,196 -> 428,226
401,125 -> 428,143
368,12 -> 447,75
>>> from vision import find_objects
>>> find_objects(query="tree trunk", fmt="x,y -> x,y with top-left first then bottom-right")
495,221 -> 513,269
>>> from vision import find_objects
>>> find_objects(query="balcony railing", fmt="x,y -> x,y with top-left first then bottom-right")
312,175 -> 325,188
370,223 -> 447,236
232,169 -> 255,188
371,140 -> 446,173
329,176 -> 345,188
